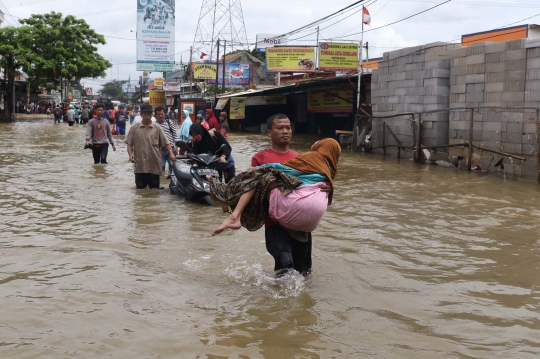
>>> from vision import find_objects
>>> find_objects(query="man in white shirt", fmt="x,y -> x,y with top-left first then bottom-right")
133,113 -> 156,124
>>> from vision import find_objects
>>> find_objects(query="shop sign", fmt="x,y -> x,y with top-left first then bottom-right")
149,90 -> 166,107
163,82 -> 181,91
256,33 -> 289,52
85,88 -> 93,96
266,47 -> 316,73
307,87 -> 354,113
193,63 -> 217,79
245,96 -> 286,106
229,97 -> 246,119
207,63 -> 251,86
154,77 -> 164,88
318,42 -> 359,72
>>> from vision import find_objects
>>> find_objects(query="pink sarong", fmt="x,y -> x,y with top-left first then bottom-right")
268,182 -> 328,232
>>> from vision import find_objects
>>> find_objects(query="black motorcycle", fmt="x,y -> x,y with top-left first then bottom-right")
169,141 -> 226,205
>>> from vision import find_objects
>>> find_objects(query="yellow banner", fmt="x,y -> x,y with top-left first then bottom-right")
307,88 -> 354,113
318,43 -> 359,72
153,77 -> 164,88
229,97 -> 246,119
194,63 -> 217,80
149,91 -> 166,108
266,47 -> 316,73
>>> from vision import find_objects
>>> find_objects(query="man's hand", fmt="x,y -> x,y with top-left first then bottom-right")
319,182 -> 331,197
129,154 -> 136,163
85,140 -> 90,145
169,152 -> 176,161
219,155 -> 227,163
112,146 -> 117,152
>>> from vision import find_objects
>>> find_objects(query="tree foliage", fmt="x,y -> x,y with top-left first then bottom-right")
98,80 -> 128,99
17,12 -> 111,87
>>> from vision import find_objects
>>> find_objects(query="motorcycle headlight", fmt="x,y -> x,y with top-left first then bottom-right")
192,178 -> 202,189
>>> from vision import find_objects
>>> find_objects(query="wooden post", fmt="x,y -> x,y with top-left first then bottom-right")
385,123 -> 402,159
382,121 -> 386,156
467,108 -> 474,171
414,114 -> 422,163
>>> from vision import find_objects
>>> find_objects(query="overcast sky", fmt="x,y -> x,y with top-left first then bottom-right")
3,0 -> 540,91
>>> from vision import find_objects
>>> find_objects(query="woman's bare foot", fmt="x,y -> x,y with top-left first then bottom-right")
212,215 -> 242,236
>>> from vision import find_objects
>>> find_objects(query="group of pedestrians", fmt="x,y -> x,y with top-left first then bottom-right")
84,104 -> 338,278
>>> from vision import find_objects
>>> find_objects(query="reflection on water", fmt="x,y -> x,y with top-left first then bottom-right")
0,119 -> 539,358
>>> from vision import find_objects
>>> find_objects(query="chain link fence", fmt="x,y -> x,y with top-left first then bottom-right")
355,107 -> 540,181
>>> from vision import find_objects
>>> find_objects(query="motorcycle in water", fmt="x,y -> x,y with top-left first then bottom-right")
169,140 -> 226,206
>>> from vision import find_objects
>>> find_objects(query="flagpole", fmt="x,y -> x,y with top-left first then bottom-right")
357,5 -> 364,112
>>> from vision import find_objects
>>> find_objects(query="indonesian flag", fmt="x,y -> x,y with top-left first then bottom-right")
200,52 -> 208,59
363,7 -> 371,25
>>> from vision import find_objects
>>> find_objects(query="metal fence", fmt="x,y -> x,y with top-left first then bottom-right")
355,107 -> 540,181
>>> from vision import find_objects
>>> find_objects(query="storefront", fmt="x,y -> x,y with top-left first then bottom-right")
216,73 -> 371,135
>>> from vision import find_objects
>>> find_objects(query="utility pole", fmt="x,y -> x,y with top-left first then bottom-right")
139,76 -> 143,104
222,40 -> 226,94
214,39 -> 220,108
364,42 -> 369,73
189,45 -> 193,82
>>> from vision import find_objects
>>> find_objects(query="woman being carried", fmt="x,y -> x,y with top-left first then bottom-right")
210,138 -> 340,237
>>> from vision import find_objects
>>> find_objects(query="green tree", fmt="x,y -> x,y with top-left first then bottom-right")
0,12 -> 111,119
17,12 -> 111,87
222,48 -> 266,63
98,80 -> 127,99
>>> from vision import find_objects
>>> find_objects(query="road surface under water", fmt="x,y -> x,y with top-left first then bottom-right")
1,119 -> 539,358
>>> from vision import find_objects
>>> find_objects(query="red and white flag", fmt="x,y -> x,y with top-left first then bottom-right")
362,7 -> 371,25
200,52 -> 208,59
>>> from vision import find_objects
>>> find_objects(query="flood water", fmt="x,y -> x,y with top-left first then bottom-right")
1,119 -> 539,358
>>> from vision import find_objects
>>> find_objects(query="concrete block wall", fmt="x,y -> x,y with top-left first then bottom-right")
370,38 -> 539,178
371,43 -> 458,155
447,39 -> 539,177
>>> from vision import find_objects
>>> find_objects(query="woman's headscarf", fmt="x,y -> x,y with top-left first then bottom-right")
284,138 -> 341,204
219,112 -> 230,133
179,109 -> 192,140
205,109 -> 221,131
189,123 -> 219,153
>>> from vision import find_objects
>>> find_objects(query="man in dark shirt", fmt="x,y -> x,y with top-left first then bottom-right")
114,104 -> 128,136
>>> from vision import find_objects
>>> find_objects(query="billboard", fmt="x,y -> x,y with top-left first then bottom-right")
207,63 -> 251,86
318,42 -> 359,72
136,0 -> 175,72
256,34 -> 289,52
163,82 -> 181,91
193,63 -> 217,80
85,88 -> 93,96
153,77 -> 164,88
307,87 -> 354,113
149,91 -> 166,107
266,47 -> 316,73
229,97 -> 245,119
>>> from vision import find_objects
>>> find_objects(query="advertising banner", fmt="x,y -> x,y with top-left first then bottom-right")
245,96 -> 286,106
153,77 -> 164,88
256,34 -> 289,52
229,97 -> 246,119
136,0 -> 175,72
266,47 -> 316,73
149,90 -> 166,108
85,88 -> 93,96
307,87 -> 354,113
207,63 -> 252,86
163,82 -> 181,91
318,42 -> 359,72
193,63 -> 217,80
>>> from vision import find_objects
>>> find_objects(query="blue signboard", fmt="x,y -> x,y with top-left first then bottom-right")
207,63 -> 251,86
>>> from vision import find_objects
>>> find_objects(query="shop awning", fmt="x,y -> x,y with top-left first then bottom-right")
215,98 -> 229,110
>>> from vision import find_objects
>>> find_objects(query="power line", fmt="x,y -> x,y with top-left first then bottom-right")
334,0 -> 453,39
396,0 -> 540,8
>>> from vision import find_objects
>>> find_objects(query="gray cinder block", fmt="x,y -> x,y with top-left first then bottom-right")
466,92 -> 484,103
504,80 -> 525,92
466,54 -> 485,65
505,59 -> 526,71
485,42 -> 506,53
486,72 -> 505,83
425,86 -> 450,96
527,57 -> 540,69
527,47 -> 540,59
450,93 -> 466,103
525,91 -> 540,102
485,82 -> 504,92
466,74 -> 485,83
451,84 -> 466,94
486,62 -> 505,73
424,95 -> 449,104
466,83 -> 485,92
467,64 -> 485,74
451,66 -> 467,76
425,59 -> 451,70
506,39 -> 526,51
502,92 -> 525,102
425,78 -> 450,87
466,44 -> 486,56
505,70 -> 526,81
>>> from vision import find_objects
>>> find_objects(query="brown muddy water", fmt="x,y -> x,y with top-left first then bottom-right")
1,119 -> 539,358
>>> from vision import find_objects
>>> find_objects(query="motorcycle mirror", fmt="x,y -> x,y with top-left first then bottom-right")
215,143 -> 227,155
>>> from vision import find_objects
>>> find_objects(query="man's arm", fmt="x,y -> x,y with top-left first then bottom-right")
85,120 -> 93,143
105,123 -> 116,150
127,144 -> 135,162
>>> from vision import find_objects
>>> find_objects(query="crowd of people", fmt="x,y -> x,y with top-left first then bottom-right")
83,104 -> 340,277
